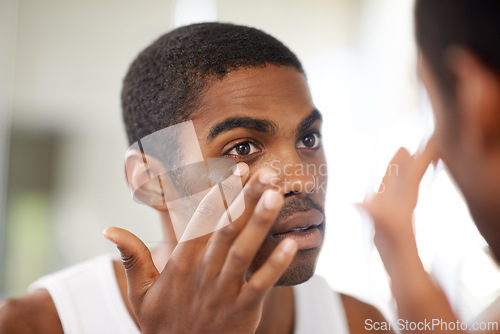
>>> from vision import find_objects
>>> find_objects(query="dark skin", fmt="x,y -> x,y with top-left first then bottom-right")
0,65 -> 391,334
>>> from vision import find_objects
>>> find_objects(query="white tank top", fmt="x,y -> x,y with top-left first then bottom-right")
28,254 -> 349,334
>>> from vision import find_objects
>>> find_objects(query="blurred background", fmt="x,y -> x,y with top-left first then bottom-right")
1,0 -> 499,324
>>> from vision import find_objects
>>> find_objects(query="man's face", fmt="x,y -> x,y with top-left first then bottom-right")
190,65 -> 327,285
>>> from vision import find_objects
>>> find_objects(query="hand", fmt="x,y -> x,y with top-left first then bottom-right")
359,137 -> 438,249
103,165 -> 298,334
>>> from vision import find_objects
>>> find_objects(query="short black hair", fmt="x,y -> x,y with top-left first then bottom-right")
415,0 -> 500,99
122,22 -> 304,145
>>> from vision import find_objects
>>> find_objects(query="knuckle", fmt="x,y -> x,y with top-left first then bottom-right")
229,246 -> 249,264
248,278 -> 267,293
217,223 -> 238,239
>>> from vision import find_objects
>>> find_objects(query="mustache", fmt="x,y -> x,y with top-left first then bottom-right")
277,195 -> 324,221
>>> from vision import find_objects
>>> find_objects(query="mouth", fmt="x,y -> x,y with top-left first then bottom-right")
270,209 -> 324,250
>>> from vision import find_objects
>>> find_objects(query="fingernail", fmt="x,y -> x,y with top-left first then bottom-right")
281,238 -> 297,254
263,189 -> 281,209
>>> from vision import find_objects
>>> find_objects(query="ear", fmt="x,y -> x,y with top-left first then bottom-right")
445,47 -> 500,150
124,149 -> 168,210
124,149 -> 149,193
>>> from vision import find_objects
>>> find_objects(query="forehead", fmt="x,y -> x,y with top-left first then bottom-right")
191,65 -> 314,136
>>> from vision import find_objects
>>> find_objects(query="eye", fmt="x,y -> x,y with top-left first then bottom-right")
297,132 -> 321,149
225,141 -> 261,157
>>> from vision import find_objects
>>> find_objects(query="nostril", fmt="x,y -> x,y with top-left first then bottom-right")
284,190 -> 300,197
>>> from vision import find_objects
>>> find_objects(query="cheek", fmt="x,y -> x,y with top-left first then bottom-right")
316,171 -> 328,199
433,112 -> 449,157
310,152 -> 328,199
428,94 -> 461,168
427,89 -> 448,139
421,72 -> 456,164
421,61 -> 451,142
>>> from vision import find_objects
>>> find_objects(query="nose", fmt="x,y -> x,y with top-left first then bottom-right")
270,151 -> 316,197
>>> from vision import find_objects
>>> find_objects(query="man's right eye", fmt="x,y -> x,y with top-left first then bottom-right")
225,141 -> 260,157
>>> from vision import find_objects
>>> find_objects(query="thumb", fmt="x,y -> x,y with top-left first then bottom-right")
103,227 -> 160,306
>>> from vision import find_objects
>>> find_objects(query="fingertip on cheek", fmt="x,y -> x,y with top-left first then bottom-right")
234,162 -> 249,176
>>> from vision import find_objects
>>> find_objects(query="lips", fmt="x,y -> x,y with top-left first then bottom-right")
270,209 -> 324,250
271,209 -> 323,235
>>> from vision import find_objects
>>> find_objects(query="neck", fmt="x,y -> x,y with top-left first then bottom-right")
256,286 -> 295,334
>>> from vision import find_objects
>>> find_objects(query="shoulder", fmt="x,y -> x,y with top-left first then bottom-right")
340,293 -> 394,334
0,289 -> 63,334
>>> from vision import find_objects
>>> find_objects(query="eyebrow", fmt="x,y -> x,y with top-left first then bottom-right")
206,108 -> 322,141
207,117 -> 278,140
297,108 -> 322,136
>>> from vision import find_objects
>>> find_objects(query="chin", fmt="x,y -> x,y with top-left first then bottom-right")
275,247 -> 321,286
247,245 -> 322,287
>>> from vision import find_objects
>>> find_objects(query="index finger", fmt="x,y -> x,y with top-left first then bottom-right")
409,135 -> 439,188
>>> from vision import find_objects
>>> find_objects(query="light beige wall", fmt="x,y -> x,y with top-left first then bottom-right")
12,0 -> 176,135
7,0 -> 179,273
217,0 -> 362,60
